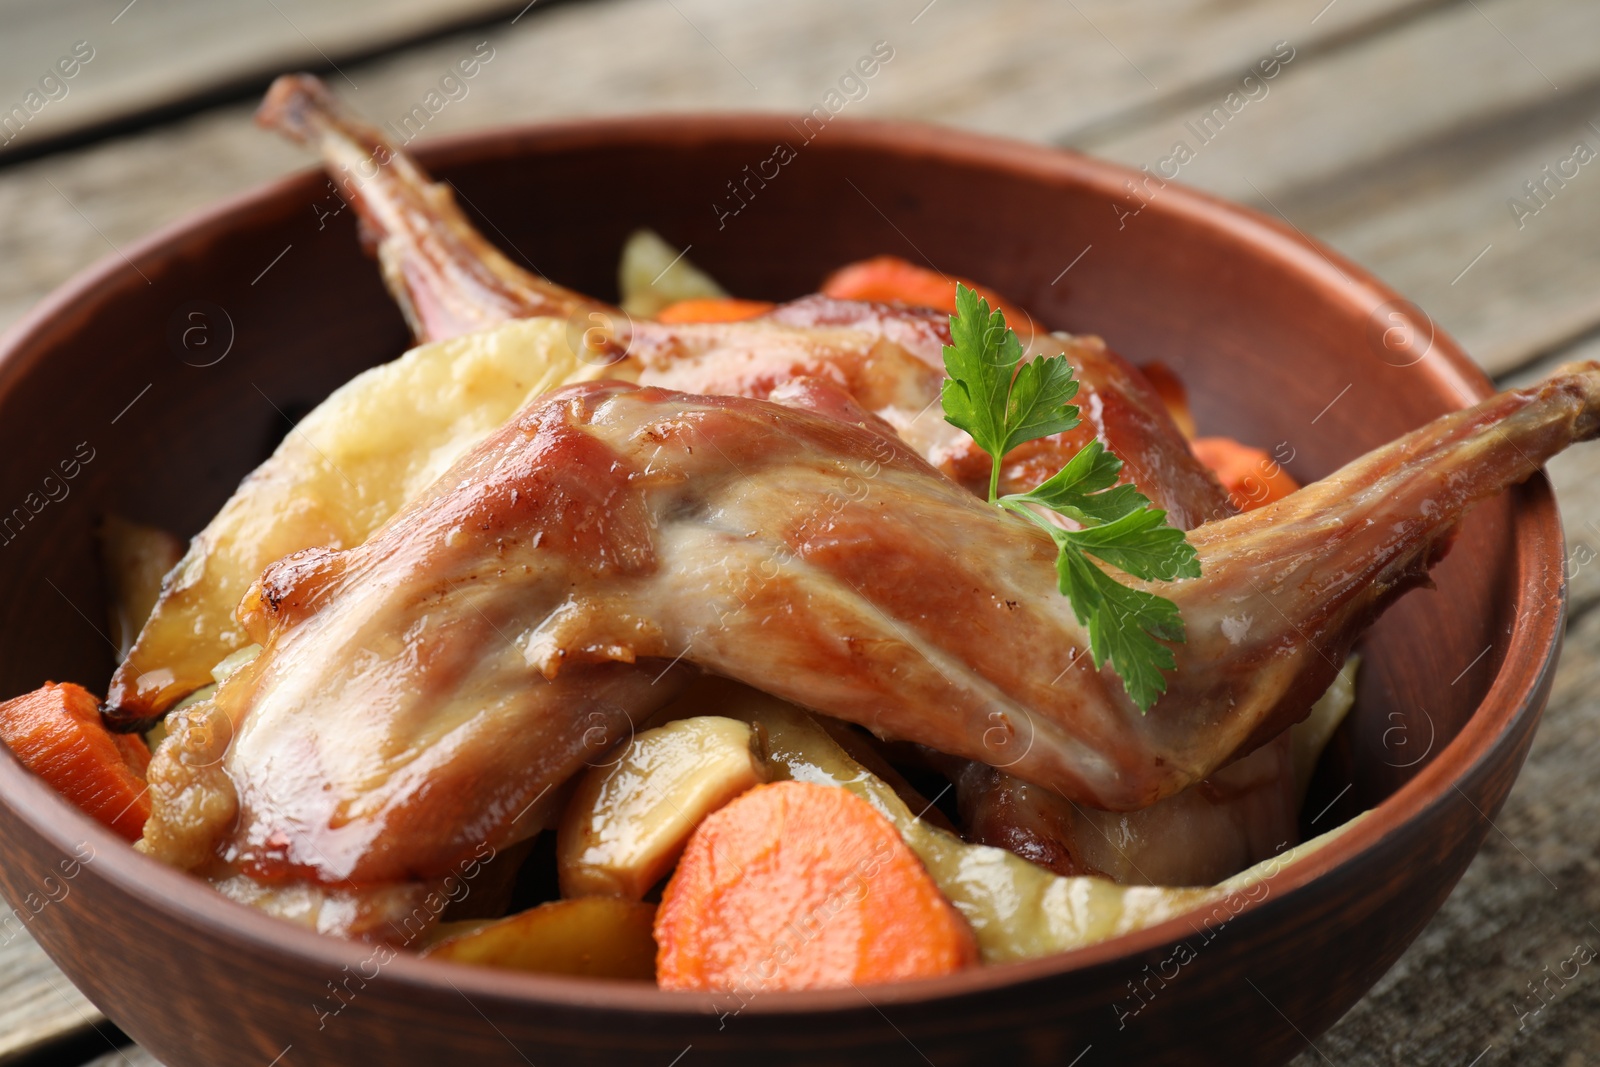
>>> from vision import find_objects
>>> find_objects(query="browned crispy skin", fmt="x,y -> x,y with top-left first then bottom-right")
635,299 -> 1230,527
155,366 -> 1600,919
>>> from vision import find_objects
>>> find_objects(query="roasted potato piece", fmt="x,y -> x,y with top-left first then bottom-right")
558,716 -> 766,900
617,229 -> 728,318
1290,657 -> 1359,809
107,319 -> 630,721
98,514 -> 183,662
423,898 -> 657,980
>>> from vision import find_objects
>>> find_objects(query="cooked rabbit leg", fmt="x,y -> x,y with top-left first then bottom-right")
256,73 -> 610,341
110,80 -> 1223,728
143,367 -> 1600,910
251,74 -> 1290,885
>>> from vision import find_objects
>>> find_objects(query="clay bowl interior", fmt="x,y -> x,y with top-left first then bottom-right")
0,116 -> 1561,1067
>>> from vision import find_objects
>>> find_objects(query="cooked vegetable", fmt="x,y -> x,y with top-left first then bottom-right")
1191,436 -> 1300,512
655,780 -> 977,991
0,683 -> 150,841
942,284 -> 1200,709
666,680 -> 1361,962
424,897 -> 658,980
820,254 -> 1032,327
558,716 -> 767,900
1290,657 -> 1360,809
106,318 -> 630,723
98,515 -> 183,662
146,644 -> 261,751
655,297 -> 776,324
618,229 -> 729,318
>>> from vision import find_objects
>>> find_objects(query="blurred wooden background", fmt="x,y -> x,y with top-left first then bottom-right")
1,0 -> 1597,1064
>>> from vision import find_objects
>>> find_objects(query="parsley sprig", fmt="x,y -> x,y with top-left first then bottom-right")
940,284 -> 1200,710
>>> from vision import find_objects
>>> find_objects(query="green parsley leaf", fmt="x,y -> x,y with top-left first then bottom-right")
1055,545 -> 1186,711
1000,440 -> 1144,525
940,285 -> 1200,711
1002,353 -> 1080,455
940,284 -> 1079,501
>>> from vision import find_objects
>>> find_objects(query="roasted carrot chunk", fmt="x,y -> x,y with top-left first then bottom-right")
0,683 -> 150,841
1191,436 -> 1300,512
820,255 -> 1034,329
654,780 -> 976,992
656,298 -> 777,324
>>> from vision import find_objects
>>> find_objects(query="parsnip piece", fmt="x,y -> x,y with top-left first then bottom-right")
661,678 -> 1364,963
558,715 -> 766,900
147,645 -> 260,751
112,319 -> 634,716
617,229 -> 728,318
211,644 -> 262,685
1290,657 -> 1360,809
424,898 -> 657,980
98,515 -> 183,662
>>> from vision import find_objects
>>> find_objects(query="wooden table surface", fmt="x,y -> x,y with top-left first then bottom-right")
2,0 -> 1597,1063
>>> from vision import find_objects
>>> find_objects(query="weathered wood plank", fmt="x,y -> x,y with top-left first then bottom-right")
0,926 -> 104,1064
0,0 -> 529,159
1085,0 -> 1600,377
81,1046 -> 164,1067
0,0 -> 1440,336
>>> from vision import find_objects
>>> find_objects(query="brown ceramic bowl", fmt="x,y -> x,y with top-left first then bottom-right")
0,115 -> 1560,1067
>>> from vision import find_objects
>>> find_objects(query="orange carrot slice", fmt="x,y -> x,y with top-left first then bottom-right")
655,780 -> 976,992
820,255 -> 1034,329
656,298 -> 777,324
1191,436 -> 1300,512
0,682 -> 151,841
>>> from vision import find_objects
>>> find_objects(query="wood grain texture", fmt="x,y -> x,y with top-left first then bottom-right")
1297,596 -> 1600,1066
1083,0 -> 1600,377
0,0 -> 1438,335
0,0 -> 528,158
0,927 -> 105,1064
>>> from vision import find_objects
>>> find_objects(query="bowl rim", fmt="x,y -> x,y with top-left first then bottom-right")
0,111 -> 1566,1017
